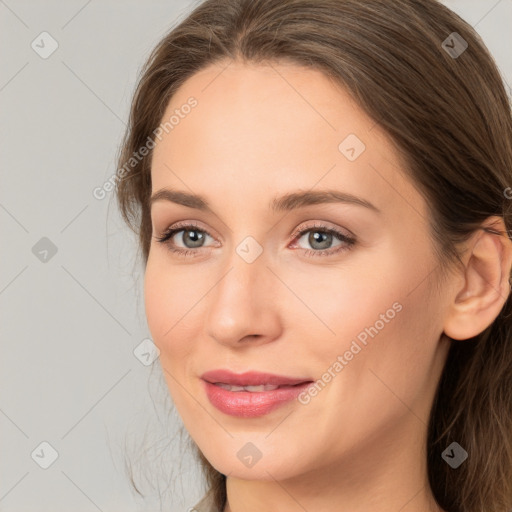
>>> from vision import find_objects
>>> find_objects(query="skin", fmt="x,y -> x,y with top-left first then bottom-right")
145,60 -> 512,512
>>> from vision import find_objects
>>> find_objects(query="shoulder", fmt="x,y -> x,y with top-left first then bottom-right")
191,490 -> 221,512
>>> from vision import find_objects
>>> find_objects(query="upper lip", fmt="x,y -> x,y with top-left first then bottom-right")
201,369 -> 313,387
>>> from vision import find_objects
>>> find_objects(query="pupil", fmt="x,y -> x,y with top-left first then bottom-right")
184,230 -> 204,248
309,231 -> 332,250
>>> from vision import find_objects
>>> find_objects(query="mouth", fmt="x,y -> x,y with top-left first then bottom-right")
200,370 -> 315,417
201,369 -> 313,387
211,382 -> 309,392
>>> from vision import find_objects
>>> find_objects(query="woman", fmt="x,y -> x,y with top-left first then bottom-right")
115,0 -> 512,511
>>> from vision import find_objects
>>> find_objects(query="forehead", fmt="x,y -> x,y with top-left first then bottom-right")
154,60 -> 373,163
150,60 -> 426,220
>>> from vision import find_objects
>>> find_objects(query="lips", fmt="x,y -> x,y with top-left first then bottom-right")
200,369 -> 314,417
201,369 -> 312,387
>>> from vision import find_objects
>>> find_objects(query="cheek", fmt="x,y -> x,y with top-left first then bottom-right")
339,275 -> 442,420
144,259 -> 201,413
289,252 -> 404,345
143,255 -> 200,360
302,243 -> 442,392
144,260 -> 171,345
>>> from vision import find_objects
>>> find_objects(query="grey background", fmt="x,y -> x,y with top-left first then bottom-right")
0,1 -> 511,511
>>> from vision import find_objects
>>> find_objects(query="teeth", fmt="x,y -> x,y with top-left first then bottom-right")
216,384 -> 245,391
215,383 -> 280,392
244,384 -> 280,392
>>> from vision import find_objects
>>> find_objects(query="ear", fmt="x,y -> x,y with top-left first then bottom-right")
443,216 -> 512,341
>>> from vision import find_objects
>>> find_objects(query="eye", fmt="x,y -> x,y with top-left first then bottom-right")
154,221 -> 356,258
290,222 -> 356,257
154,221 -> 216,257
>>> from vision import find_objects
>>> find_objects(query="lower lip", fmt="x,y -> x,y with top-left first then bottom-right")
203,380 -> 313,418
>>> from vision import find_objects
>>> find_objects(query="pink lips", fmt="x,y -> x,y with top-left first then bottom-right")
201,370 -> 314,418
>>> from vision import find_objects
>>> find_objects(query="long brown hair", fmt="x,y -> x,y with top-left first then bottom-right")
115,1 -> 512,510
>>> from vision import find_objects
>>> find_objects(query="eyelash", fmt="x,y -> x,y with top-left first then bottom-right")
154,221 -> 356,258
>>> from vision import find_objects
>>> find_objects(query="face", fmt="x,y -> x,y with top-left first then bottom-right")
145,60 -> 452,482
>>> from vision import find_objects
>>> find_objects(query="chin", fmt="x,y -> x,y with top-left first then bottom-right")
201,443 -> 305,482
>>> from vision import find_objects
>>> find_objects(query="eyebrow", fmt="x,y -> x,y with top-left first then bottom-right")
150,188 -> 381,214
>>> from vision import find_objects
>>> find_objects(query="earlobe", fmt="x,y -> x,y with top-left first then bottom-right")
443,217 -> 512,341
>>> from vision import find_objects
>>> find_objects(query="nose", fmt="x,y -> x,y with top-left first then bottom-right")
205,245 -> 282,348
